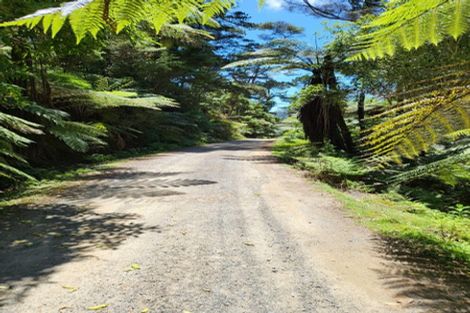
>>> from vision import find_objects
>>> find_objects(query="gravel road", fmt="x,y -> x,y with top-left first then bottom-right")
1,140 -> 466,313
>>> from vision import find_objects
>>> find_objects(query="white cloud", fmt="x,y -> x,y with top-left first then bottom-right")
265,0 -> 284,10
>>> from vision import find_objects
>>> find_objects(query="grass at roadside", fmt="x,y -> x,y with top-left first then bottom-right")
273,136 -> 470,269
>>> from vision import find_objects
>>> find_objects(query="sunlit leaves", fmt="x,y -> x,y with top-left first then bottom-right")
0,0 -> 236,43
362,62 -> 470,165
349,0 -> 470,60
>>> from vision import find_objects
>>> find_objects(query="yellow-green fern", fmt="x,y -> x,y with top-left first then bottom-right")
349,0 -> 470,60
0,0 -> 235,43
362,62 -> 470,164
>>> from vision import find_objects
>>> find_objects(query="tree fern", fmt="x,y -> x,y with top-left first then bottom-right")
223,41 -> 317,72
0,108 -> 42,181
48,121 -> 107,152
0,0 -> 235,43
51,87 -> 179,111
391,139 -> 469,184
349,0 -> 470,60
362,62 -> 470,165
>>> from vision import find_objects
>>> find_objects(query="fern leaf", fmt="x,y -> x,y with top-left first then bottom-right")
363,62 -> 470,164
0,162 -> 36,181
0,0 -> 236,43
349,0 -> 470,60
49,121 -> 107,152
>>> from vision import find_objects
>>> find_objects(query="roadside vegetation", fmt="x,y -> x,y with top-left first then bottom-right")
0,0 -> 468,274
225,0 -> 469,269
0,2 -> 282,192
273,127 -> 470,268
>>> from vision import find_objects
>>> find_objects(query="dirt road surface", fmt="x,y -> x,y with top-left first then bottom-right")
1,140 -> 468,313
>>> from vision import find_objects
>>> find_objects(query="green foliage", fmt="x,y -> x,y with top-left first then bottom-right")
362,62 -> 470,165
0,8 -> 280,188
275,120 -> 469,209
48,121 -> 107,153
240,103 -> 278,138
450,204 -> 470,218
274,125 -> 470,267
273,132 -> 368,189
290,84 -> 346,112
322,183 -> 470,268
392,144 -> 470,186
0,0 -> 235,43
223,39 -> 317,72
201,91 -> 278,138
48,71 -> 92,89
350,0 -> 470,60
51,87 -> 179,111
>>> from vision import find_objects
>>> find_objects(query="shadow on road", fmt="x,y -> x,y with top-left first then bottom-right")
0,203 -> 160,307
0,169 -> 218,307
59,169 -> 217,202
183,140 -> 273,154
223,155 -> 280,164
374,237 -> 470,313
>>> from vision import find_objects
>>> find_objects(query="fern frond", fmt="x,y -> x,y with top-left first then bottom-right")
48,121 -> 107,152
0,111 -> 43,135
363,62 -> 470,164
0,161 -> 36,181
392,142 -> 469,183
223,56 -> 283,69
0,125 -> 34,148
0,0 -> 235,43
51,87 -> 178,110
446,128 -> 470,140
349,0 -> 470,60
222,42 -> 314,73
160,24 -> 214,45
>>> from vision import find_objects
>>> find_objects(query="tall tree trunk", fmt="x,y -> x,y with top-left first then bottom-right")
357,90 -> 365,130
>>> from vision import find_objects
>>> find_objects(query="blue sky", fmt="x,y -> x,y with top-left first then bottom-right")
233,0 -> 331,112
236,0 -> 331,46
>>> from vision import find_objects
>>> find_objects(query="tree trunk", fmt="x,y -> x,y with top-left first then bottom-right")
357,90 -> 365,130
298,55 -> 355,153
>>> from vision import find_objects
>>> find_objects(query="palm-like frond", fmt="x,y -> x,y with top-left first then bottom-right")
349,0 -> 470,60
48,121 -> 107,152
159,24 -> 214,45
223,42 -> 316,72
0,161 -> 36,181
363,62 -> 470,165
0,0 -> 235,43
52,88 -> 179,110
0,81 -> 46,181
391,139 -> 469,184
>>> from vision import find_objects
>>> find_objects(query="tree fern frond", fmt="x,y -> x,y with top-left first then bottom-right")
201,0 -> 234,23
51,87 -> 179,110
160,24 -> 214,45
362,62 -> 470,164
0,111 -> 43,135
391,143 -> 469,183
0,0 -> 236,43
0,161 -> 36,181
349,0 -> 470,60
48,121 -> 107,152
222,56 -> 283,69
0,125 -> 34,148
446,128 -> 470,140
68,0 -> 106,43
18,103 -> 70,123
91,91 -> 179,110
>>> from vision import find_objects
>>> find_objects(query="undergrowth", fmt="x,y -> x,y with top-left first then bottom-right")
273,131 -> 470,268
